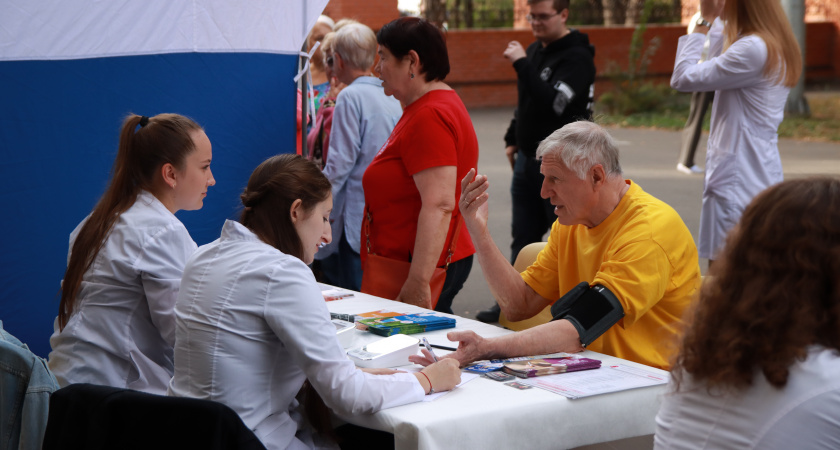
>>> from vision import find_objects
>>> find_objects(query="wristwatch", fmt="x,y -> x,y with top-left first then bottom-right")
695,17 -> 713,28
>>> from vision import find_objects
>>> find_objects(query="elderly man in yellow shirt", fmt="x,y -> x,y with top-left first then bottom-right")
412,121 -> 700,370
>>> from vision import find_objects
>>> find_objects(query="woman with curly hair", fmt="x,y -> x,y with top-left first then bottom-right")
654,177 -> 840,449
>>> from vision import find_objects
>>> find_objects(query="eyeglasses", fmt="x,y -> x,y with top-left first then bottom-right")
526,12 -> 559,23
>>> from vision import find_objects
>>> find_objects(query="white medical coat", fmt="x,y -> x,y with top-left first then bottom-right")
672,22 -> 789,259
168,220 -> 424,450
655,346 -> 840,449
48,190 -> 197,394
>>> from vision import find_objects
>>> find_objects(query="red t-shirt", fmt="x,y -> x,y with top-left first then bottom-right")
362,89 -> 478,267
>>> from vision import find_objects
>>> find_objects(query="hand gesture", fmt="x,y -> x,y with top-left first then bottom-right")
699,0 -> 724,21
460,169 -> 490,236
408,330 -> 488,367
503,41 -> 527,64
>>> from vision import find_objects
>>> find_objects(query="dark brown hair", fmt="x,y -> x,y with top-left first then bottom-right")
240,155 -> 333,438
673,177 -> 840,391
59,113 -> 202,330
376,17 -> 450,82
527,0 -> 570,12
239,154 -> 331,259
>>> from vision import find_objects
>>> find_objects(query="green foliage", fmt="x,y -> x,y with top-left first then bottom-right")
568,0 -> 681,26
596,0 -> 677,116
597,82 -> 684,116
598,94 -> 840,142
444,0 -> 514,29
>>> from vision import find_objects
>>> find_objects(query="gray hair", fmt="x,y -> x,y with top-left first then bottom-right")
536,121 -> 622,180
333,23 -> 377,72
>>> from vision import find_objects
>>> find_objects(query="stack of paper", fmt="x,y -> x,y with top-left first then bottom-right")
357,313 -> 456,336
503,357 -> 601,378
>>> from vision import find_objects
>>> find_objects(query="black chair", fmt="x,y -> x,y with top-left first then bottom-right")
42,383 -> 266,450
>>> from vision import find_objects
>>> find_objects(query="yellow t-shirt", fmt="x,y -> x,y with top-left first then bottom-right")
522,181 -> 700,369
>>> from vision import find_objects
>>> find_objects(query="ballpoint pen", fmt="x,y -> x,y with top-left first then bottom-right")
421,337 -> 439,362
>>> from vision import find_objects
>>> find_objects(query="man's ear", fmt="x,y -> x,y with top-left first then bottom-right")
559,8 -> 569,23
290,199 -> 303,224
591,164 -> 606,189
161,163 -> 177,189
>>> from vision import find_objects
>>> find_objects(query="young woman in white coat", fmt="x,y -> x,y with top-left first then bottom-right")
48,113 -> 215,394
670,0 -> 802,264
168,154 -> 460,450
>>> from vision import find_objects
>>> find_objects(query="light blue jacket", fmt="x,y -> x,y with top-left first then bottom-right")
1,320 -> 60,450
322,76 -> 402,254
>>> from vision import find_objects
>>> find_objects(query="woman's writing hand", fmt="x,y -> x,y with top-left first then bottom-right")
418,358 -> 461,393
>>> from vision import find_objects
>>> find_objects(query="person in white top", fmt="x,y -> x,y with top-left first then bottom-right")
168,154 -> 460,450
48,113 -> 215,394
655,177 -> 840,449
670,0 -> 802,264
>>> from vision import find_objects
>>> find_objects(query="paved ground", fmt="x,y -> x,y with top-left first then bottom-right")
453,107 -> 840,321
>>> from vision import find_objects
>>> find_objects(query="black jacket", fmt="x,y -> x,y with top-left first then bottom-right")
504,30 -> 596,157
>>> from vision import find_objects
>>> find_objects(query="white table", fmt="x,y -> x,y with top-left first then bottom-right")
325,291 -> 667,450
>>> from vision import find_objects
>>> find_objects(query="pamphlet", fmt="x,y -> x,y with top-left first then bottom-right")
503,356 -> 601,378
357,313 -> 456,336
464,354 -> 570,373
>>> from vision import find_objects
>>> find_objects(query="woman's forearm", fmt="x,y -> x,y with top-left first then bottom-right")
407,204 -> 452,284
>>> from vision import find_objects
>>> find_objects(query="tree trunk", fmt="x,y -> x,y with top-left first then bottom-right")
625,0 -> 643,25
781,0 -> 810,115
422,0 -> 447,27
465,0 -> 474,28
602,0 -> 616,26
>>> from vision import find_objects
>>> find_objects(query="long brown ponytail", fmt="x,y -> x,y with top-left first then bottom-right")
58,113 -> 202,330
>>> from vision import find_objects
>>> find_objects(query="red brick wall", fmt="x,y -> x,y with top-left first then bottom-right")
447,22 -> 838,108
322,0 -> 400,31
319,0 -> 838,108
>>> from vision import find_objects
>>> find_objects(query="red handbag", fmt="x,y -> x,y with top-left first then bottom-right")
360,210 -> 462,309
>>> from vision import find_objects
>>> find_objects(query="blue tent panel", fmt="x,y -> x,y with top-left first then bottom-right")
0,52 -> 297,356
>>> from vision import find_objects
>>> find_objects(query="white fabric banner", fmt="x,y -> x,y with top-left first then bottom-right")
0,0 -> 328,61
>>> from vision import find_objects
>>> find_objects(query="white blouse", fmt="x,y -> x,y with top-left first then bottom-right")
48,190 -> 197,394
671,22 -> 789,259
168,220 -> 424,450
655,346 -> 840,449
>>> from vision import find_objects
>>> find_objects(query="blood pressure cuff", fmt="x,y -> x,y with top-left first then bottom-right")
549,282 -> 625,347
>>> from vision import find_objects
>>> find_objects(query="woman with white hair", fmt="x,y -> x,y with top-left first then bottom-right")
670,0 -> 802,265
318,22 -> 403,291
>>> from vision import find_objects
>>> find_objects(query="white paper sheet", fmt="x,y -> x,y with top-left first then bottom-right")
517,363 -> 669,399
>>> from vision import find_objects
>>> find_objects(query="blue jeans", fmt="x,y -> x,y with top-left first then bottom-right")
434,255 -> 473,315
510,150 -> 556,263
318,230 -> 363,291
0,320 -> 60,450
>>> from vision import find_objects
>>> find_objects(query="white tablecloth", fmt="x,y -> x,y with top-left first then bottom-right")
325,290 -> 667,450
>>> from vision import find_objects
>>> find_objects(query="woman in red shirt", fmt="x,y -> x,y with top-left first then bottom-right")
362,17 -> 478,313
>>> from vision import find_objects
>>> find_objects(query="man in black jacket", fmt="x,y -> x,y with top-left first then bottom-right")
477,0 -> 595,323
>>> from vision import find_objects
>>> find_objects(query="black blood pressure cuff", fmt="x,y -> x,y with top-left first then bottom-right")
549,282 -> 625,347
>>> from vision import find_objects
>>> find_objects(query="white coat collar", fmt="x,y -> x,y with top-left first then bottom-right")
220,219 -> 264,244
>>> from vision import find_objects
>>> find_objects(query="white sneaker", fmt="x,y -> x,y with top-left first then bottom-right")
677,163 -> 704,174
